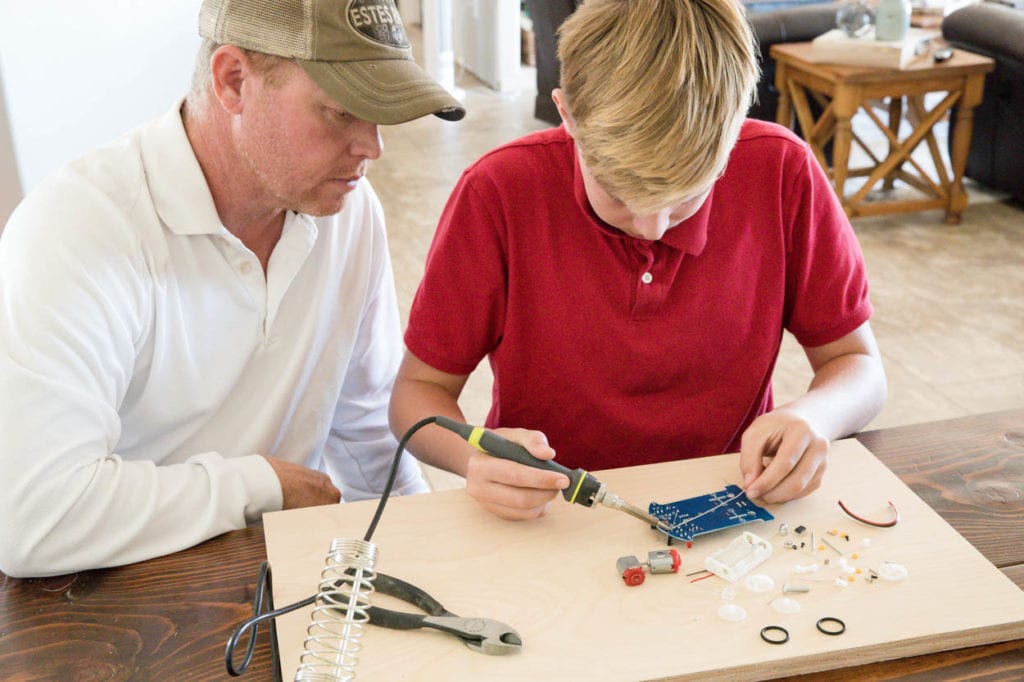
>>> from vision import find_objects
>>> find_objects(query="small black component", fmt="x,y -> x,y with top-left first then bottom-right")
794,525 -> 806,534
816,616 -> 846,636
760,625 -> 789,645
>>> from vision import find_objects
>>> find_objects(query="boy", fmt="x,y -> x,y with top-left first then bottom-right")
390,0 -> 885,521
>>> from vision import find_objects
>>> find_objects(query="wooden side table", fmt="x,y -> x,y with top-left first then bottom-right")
770,43 -> 994,223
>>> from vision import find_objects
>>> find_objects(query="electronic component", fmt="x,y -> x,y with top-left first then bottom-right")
647,549 -> 681,574
615,548 -> 682,586
704,531 -> 773,583
616,555 -> 646,586
649,485 -> 774,545
838,499 -> 900,528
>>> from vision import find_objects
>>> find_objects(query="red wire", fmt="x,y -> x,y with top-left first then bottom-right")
837,499 -> 900,528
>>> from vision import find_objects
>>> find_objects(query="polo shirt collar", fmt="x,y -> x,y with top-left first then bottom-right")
140,98 -> 226,237
570,136 -> 711,256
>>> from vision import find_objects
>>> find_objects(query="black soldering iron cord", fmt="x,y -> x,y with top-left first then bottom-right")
224,416 -> 439,677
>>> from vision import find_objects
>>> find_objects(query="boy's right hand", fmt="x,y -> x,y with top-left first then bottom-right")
462,428 -> 570,520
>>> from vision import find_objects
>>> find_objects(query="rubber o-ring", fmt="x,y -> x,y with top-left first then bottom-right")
816,616 -> 846,635
760,625 -> 789,644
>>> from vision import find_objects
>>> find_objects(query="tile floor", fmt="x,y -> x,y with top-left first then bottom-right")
370,38 -> 1024,490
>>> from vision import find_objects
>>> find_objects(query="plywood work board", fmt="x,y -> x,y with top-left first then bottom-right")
263,438 -> 1024,680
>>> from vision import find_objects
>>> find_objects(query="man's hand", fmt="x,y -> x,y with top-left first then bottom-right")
463,428 -> 569,520
738,408 -> 829,504
264,456 -> 342,509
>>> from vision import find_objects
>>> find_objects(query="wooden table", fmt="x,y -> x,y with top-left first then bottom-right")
2,408 -> 1022,680
770,42 -> 994,224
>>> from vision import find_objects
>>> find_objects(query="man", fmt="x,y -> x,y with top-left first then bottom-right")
390,0 -> 886,521
0,0 -> 464,578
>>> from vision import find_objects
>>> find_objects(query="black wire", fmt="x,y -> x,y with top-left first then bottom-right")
225,561 -> 308,678
363,415 -> 437,542
224,416 -> 439,676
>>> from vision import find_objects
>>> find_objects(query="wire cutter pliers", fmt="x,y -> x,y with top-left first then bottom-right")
365,572 -> 522,655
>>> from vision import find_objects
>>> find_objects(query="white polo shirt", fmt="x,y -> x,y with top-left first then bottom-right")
0,102 -> 426,577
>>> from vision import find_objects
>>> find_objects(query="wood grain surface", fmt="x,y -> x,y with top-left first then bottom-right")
857,408 -> 1024,582
264,436 -> 1024,681
1,408 -> 1021,681
0,524 -> 275,681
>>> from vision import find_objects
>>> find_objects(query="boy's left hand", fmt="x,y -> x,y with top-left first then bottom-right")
737,407 -> 829,504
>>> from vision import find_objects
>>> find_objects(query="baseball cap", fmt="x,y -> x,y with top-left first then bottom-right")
198,0 -> 466,125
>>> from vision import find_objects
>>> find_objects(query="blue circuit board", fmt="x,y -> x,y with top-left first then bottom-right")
649,485 -> 774,544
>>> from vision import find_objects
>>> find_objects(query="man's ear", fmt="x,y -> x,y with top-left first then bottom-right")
551,88 -> 575,136
209,45 -> 249,115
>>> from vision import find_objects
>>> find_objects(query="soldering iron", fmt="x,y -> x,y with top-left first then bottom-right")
434,416 -> 672,533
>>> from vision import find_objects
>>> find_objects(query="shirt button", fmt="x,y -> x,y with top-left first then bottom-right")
240,261 -> 253,274
641,272 -> 653,284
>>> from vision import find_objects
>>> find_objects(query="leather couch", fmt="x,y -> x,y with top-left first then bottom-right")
523,0 -> 581,125
746,3 -> 841,122
943,3 -> 1024,203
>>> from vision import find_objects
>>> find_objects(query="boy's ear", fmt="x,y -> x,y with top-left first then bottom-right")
551,88 -> 575,135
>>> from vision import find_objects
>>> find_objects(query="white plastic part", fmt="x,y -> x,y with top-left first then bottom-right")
744,573 -> 775,593
771,597 -> 802,614
833,577 -> 849,588
720,587 -> 735,602
794,563 -> 819,574
782,584 -> 810,594
717,603 -> 748,622
704,531 -> 773,583
877,561 -> 909,581
861,538 -> 872,548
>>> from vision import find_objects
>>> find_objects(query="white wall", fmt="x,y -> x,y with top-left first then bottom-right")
398,0 -> 423,26
451,0 -> 521,92
0,60 -> 21,228
0,0 -> 200,195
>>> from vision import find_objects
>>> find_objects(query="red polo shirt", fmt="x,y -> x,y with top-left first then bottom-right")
405,120 -> 871,471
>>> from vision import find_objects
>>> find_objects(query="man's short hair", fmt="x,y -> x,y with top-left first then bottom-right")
558,0 -> 759,213
188,38 -> 293,105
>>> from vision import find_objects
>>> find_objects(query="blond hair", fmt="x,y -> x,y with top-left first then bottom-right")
558,0 -> 758,212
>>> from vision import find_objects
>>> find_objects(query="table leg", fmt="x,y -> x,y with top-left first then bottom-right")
831,88 -> 858,215
884,96 -> 904,190
910,95 -> 951,191
947,74 -> 987,225
775,61 -> 792,129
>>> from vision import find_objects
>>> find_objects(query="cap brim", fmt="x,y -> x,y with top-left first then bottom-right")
299,58 -> 465,125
